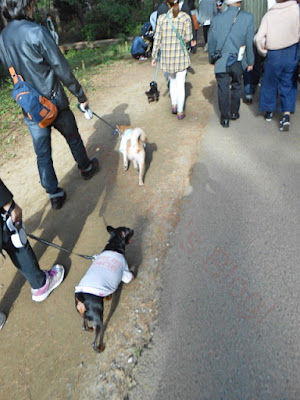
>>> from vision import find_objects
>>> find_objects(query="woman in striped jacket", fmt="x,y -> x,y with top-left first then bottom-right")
152,0 -> 193,120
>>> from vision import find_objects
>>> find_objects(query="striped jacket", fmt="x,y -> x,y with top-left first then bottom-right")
152,10 -> 193,74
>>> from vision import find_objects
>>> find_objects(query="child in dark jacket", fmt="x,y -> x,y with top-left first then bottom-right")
130,35 -> 149,60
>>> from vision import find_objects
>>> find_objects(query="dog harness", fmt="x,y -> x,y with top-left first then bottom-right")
75,250 -> 133,297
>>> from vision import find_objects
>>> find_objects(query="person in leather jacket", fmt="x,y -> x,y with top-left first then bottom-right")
0,0 -> 99,210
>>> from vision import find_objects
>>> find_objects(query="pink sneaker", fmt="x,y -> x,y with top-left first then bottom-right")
31,264 -> 65,302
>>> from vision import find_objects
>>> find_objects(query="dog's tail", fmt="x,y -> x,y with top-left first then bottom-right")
131,128 -> 147,151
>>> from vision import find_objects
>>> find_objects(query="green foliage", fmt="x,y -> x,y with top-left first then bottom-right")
0,79 -> 25,158
35,0 -> 153,41
95,0 -> 134,38
82,23 -> 99,42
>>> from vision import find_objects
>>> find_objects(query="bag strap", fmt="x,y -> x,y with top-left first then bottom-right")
154,50 -> 161,82
0,33 -> 56,97
219,9 -> 241,53
166,13 -> 187,54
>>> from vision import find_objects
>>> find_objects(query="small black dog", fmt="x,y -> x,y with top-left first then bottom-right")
145,81 -> 159,103
75,225 -> 134,353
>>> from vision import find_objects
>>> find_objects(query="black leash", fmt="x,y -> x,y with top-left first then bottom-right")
27,232 -> 97,260
77,103 -> 120,135
92,111 -> 120,135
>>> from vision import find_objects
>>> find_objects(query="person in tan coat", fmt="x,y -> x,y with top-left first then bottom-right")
254,0 -> 300,131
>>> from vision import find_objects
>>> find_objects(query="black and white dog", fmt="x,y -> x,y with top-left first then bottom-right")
75,226 -> 134,353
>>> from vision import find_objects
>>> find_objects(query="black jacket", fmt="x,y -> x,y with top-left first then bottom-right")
0,18 -> 87,110
0,179 -> 13,254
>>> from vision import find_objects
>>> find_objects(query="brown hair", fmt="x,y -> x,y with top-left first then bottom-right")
167,0 -> 180,18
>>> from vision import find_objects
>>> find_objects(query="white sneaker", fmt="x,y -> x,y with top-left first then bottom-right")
31,265 -> 65,302
203,43 -> 208,53
0,312 -> 6,330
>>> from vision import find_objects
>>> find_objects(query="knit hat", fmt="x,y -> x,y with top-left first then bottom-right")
225,0 -> 242,5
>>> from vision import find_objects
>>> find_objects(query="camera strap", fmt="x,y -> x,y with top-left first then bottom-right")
218,9 -> 241,54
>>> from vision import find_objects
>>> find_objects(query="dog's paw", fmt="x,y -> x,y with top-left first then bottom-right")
94,344 -> 105,353
123,164 -> 128,171
83,325 -> 94,332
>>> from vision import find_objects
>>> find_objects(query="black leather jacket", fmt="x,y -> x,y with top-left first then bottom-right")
0,18 -> 87,110
0,179 -> 13,255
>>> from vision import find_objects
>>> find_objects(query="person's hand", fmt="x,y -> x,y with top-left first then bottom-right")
191,40 -> 196,48
10,203 -> 22,225
3,200 -> 22,224
247,65 -> 253,72
152,60 -> 157,67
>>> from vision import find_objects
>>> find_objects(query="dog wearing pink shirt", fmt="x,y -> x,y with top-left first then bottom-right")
75,225 -> 134,353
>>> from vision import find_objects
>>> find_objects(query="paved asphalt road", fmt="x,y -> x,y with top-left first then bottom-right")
129,92 -> 300,400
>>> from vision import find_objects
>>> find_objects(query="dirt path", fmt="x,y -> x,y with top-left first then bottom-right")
0,49 -> 214,400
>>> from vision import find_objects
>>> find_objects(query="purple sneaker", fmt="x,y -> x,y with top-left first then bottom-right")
31,265 -> 65,302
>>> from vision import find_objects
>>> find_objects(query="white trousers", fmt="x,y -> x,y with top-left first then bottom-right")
168,69 -> 187,113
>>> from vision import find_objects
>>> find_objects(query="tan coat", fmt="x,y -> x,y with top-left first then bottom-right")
254,0 -> 300,56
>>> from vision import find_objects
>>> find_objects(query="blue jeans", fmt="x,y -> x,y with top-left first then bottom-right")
25,108 -> 90,195
259,44 -> 299,113
243,46 -> 264,96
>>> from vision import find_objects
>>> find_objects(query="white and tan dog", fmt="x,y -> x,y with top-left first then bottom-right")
117,125 -> 147,186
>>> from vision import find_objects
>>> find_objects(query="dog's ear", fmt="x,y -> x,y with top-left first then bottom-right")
123,228 -> 134,243
107,225 -> 115,235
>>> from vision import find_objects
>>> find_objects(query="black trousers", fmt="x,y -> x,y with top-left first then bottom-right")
216,61 -> 243,119
1,224 -> 45,289
203,25 -> 210,44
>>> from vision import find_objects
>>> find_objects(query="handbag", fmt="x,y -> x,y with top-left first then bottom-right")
0,35 -> 58,128
210,9 -> 240,65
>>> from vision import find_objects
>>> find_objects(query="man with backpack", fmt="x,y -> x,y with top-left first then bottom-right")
0,0 -> 99,210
